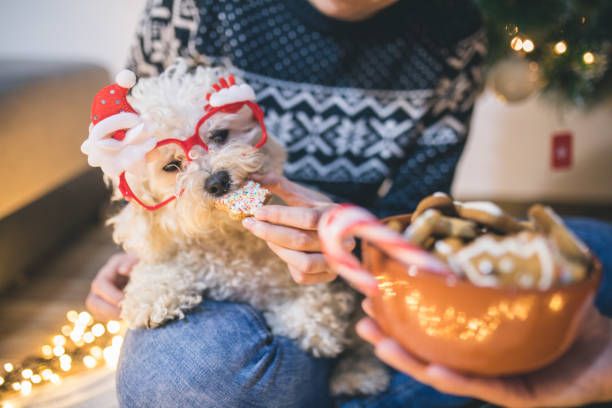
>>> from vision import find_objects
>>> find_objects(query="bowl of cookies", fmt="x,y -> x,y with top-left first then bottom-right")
319,195 -> 601,376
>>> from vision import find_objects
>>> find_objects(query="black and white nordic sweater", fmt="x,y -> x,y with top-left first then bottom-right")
128,0 -> 486,217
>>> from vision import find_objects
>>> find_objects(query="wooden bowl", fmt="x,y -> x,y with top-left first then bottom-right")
362,214 -> 601,376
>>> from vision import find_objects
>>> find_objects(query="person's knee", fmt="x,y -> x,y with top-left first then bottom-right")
116,300 -> 332,407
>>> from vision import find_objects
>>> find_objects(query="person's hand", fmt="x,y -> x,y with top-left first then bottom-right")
242,173 -> 341,285
357,299 -> 612,407
85,252 -> 138,321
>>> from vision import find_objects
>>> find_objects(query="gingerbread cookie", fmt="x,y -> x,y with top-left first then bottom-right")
449,231 -> 558,290
528,205 -> 591,264
215,180 -> 270,220
411,192 -> 458,222
455,201 -> 524,233
404,209 -> 441,245
434,215 -> 478,240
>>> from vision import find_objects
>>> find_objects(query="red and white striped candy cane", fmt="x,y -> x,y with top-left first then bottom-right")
318,204 -> 451,294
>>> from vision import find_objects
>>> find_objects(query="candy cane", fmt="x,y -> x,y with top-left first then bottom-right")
319,205 -> 451,291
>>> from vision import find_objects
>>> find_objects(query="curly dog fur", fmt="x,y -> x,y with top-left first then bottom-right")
107,61 -> 389,396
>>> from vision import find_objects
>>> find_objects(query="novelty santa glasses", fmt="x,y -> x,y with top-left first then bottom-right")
81,70 -> 268,211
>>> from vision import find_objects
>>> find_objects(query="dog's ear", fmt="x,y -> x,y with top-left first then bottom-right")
107,204 -> 177,262
260,134 -> 287,176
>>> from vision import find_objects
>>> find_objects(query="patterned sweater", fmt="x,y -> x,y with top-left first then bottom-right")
128,0 -> 486,217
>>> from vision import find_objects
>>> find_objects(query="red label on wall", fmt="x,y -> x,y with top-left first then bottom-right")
551,132 -> 572,170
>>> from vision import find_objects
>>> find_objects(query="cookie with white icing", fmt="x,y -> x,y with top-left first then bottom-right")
449,232 -> 559,290
215,180 -> 271,220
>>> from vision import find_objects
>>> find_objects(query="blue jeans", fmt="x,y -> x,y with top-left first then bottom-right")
117,218 -> 612,407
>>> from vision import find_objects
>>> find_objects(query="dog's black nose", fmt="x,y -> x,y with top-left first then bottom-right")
204,170 -> 231,197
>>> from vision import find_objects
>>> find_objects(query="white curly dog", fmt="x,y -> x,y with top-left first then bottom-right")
102,62 -> 389,395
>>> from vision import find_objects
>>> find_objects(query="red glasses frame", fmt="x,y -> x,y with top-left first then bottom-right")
118,100 -> 268,211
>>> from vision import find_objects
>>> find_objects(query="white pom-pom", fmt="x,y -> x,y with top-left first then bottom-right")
115,70 -> 136,88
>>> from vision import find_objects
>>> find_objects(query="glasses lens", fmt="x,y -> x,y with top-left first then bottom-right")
123,142 -> 186,209
195,104 -> 265,150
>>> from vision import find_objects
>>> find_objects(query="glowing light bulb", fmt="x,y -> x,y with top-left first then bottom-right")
90,346 -> 103,359
83,356 -> 97,369
91,323 -> 106,337
12,382 -> 21,391
112,335 -> 124,348
66,310 -> 79,323
59,355 -> 72,371
53,345 -> 65,356
554,41 -> 567,54
20,380 -> 32,396
107,320 -> 121,334
510,36 -> 523,51
83,332 -> 95,344
31,374 -> 42,384
103,347 -> 119,368
41,369 -> 53,380
4,363 -> 14,372
53,335 -> 66,347
583,52 -> 595,64
50,374 -> 61,384
0,376 -> 4,386
522,39 -> 535,53
78,311 -> 93,326
21,368 -> 33,379
41,344 -> 53,358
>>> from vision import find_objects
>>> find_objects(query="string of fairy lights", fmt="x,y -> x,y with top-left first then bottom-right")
507,31 -> 598,66
475,0 -> 612,106
0,310 -> 124,406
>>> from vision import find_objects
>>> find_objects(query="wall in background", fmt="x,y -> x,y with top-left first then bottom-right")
1,1 -> 610,204
454,90 -> 612,202
0,0 -> 146,74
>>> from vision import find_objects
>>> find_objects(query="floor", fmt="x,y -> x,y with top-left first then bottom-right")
0,225 -> 118,364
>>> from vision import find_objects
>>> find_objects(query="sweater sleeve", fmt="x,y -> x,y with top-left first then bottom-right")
370,28 -> 487,219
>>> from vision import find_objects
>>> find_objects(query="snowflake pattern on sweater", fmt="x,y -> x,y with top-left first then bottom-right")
128,0 -> 486,216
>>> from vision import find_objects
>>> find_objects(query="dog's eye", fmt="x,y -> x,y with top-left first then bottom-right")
210,129 -> 229,144
162,160 -> 182,172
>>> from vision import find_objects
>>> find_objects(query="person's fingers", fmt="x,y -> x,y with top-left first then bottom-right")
243,218 -> 321,251
288,264 -> 337,285
266,242 -> 330,274
361,298 -> 375,318
90,275 -> 124,307
423,365 -> 519,406
254,205 -> 322,230
98,253 -> 125,278
117,253 -> 139,276
373,338 -> 520,406
85,293 -> 121,321
374,339 -> 428,379
356,317 -> 386,345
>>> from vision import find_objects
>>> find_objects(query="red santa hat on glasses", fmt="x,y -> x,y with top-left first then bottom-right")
81,70 -> 156,177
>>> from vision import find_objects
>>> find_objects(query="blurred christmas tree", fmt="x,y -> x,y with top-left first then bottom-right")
476,0 -> 611,106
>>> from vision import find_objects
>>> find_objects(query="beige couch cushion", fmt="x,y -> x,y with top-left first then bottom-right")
0,61 -> 110,218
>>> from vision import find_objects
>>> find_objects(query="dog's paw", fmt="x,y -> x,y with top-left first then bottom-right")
330,353 -> 390,396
